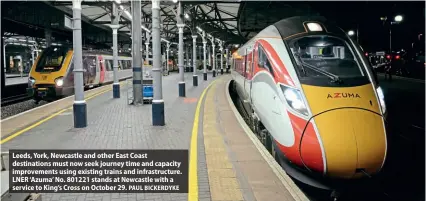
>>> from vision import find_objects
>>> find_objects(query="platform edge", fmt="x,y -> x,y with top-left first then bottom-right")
224,79 -> 309,201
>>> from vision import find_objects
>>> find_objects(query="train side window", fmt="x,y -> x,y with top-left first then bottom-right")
106,60 -> 113,71
126,60 -> 130,69
118,60 -> 122,70
124,60 -> 128,69
258,46 -> 274,75
120,60 -> 125,69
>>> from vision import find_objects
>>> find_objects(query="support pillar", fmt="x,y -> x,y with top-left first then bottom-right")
151,0 -> 164,126
145,33 -> 150,66
212,43 -> 216,77
198,46 -> 202,70
166,42 -> 170,75
131,0 -> 143,104
111,3 -> 120,98
220,47 -> 224,75
45,28 -> 52,47
202,38 -> 207,81
185,44 -> 189,72
177,2 -> 185,97
226,49 -> 229,73
72,0 -> 87,128
192,35 -> 198,86
1,34 -> 5,97
3,43 -> 6,76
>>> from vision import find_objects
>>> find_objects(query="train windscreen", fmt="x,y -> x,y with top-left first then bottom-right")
288,35 -> 366,79
35,46 -> 70,72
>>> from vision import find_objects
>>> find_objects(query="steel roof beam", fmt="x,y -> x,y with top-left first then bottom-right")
203,3 -> 237,18
92,20 -> 131,25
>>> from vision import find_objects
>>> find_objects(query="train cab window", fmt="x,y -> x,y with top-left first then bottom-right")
35,46 -> 70,72
288,35 -> 365,79
258,46 -> 274,75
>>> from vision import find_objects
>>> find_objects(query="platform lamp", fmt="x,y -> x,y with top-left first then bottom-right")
381,15 -> 403,68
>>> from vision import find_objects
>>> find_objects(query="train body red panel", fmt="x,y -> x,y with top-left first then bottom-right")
231,16 -> 388,189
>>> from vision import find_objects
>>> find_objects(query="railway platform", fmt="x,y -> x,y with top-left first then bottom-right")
0,72 -> 308,201
5,76 -> 28,86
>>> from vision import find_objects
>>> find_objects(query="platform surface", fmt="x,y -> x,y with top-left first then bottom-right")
0,72 -> 305,201
1,171 -> 9,196
197,76 -> 303,201
5,76 -> 28,86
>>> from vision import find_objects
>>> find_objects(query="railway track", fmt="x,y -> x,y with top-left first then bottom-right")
1,93 -> 31,107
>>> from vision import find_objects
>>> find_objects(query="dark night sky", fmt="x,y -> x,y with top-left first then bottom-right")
309,1 -> 425,52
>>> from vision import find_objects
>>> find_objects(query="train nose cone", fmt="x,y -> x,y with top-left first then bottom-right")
313,109 -> 387,179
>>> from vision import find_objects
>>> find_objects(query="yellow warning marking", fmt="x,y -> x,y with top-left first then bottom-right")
202,80 -> 244,201
1,82 -> 126,144
188,79 -> 218,201
0,109 -> 68,144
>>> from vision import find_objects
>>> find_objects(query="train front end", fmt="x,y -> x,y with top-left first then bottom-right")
27,46 -> 73,102
272,17 -> 388,188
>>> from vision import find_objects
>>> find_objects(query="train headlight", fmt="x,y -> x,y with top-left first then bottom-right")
281,85 -> 309,116
28,77 -> 35,87
376,86 -> 386,115
55,77 -> 64,87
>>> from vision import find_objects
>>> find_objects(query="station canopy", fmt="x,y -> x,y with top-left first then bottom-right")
3,1 -> 336,49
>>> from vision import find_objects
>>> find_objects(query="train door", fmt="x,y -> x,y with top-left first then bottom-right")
243,49 -> 252,100
242,49 -> 248,102
82,56 -> 89,85
82,56 -> 97,87
98,56 -> 105,84
93,55 -> 101,85
249,47 -> 255,104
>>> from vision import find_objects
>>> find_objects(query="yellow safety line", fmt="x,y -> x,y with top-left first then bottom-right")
1,82 -> 125,145
188,79 -> 218,201
1,109 -> 69,144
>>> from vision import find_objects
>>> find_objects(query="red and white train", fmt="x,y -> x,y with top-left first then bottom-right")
231,16 -> 388,189
27,46 -> 133,102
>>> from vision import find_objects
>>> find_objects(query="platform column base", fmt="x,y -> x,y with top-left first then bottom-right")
113,83 -> 120,98
203,73 -> 207,81
193,75 -> 198,86
152,100 -> 165,126
178,82 -> 186,97
73,102 -> 87,128
213,70 -> 216,77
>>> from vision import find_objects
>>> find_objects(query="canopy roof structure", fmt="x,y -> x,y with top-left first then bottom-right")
46,0 -> 244,47
1,1 -> 349,49
5,0 -> 419,52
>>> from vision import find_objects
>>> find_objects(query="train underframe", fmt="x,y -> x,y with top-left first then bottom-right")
27,85 -> 72,103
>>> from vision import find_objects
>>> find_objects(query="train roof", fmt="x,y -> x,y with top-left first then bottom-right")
273,16 -> 347,40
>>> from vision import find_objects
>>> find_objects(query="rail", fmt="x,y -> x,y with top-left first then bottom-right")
1,94 -> 31,107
